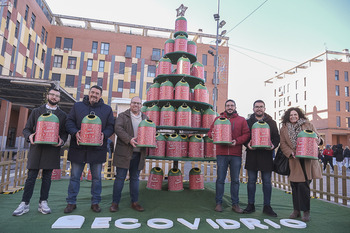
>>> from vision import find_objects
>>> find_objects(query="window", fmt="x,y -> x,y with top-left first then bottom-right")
52,73 -> 61,81
125,45 -> 132,57
147,65 -> 156,77
92,41 -> 98,53
1,38 -> 7,56
295,80 -> 298,90
335,70 -> 339,80
304,77 -> 306,87
204,71 -> 207,82
55,37 -> 61,49
65,75 -> 75,87
30,13 -> 36,29
336,85 -> 340,96
117,80 -> 123,92
0,65 -> 2,75
131,63 -> 137,75
24,5 -> 29,21
24,57 -> 28,72
41,27 -> 46,42
67,56 -> 77,69
336,116 -> 341,127
14,21 -> 20,38
53,55 -> 63,68
98,60 -> 105,72
87,59 -> 93,71
32,64 -> 36,78
6,11 -> 11,29
41,49 -> 45,62
287,83 -> 290,92
152,48 -> 161,60
295,93 -> 299,103
346,86 -> 349,97
13,0 -> 17,8
345,71 -> 349,82
85,77 -> 91,89
130,81 -> 136,93
11,46 -> 16,63
97,78 -> 103,87
304,91 -> 307,100
202,54 -> 207,66
100,42 -> 109,55
336,101 -> 340,111
347,117 -> 350,128
346,101 -> 350,112
63,38 -> 73,50
45,31 -> 48,44
39,68 -> 43,79
36,43 -> 39,57
136,46 -> 142,58
27,35 -> 31,49
119,62 -> 125,74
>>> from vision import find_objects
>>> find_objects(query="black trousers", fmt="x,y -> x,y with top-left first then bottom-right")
323,155 -> 334,171
290,181 -> 311,211
22,169 -> 53,204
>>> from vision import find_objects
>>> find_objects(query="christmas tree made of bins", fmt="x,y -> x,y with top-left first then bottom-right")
144,15 -> 218,160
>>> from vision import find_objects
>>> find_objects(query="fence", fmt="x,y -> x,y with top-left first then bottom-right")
1,149 -> 349,206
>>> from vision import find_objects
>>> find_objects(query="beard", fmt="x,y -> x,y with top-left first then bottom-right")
48,99 -> 59,106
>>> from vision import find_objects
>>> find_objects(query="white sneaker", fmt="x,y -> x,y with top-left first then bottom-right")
13,202 -> 30,216
38,201 -> 51,214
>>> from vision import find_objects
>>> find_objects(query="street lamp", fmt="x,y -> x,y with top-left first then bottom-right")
212,0 -> 225,112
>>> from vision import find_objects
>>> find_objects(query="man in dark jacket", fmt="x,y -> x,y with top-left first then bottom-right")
243,100 -> 280,217
208,99 -> 250,213
110,96 -> 148,212
64,85 -> 114,213
13,88 -> 68,216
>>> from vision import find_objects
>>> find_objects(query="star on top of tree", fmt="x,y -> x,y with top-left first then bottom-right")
176,4 -> 188,17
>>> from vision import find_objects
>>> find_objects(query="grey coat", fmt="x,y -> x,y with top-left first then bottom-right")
113,109 -> 147,170
23,105 -> 68,169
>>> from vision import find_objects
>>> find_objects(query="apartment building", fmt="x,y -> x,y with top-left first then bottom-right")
0,0 -> 229,149
265,49 -> 350,146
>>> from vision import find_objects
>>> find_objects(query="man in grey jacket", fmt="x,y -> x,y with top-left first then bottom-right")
110,96 -> 148,212
13,88 -> 67,216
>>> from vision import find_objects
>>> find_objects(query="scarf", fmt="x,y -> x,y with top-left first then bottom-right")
286,118 -> 306,149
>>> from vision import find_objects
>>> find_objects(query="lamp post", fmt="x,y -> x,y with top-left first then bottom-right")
212,0 -> 225,112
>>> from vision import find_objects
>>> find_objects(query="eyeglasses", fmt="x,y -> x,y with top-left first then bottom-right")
48,93 -> 60,98
131,102 -> 142,105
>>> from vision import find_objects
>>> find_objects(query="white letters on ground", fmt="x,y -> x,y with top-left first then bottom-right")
51,216 -> 307,230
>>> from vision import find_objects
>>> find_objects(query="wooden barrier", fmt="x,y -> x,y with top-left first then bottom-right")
1,149 -> 349,206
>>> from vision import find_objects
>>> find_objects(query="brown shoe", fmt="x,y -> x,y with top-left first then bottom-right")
131,202 -> 144,212
91,204 -> 101,213
110,203 -> 119,212
289,210 -> 301,219
302,211 -> 310,222
64,204 -> 76,213
214,204 -> 223,212
232,204 -> 243,214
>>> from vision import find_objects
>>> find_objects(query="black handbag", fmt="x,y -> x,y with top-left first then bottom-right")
273,147 -> 290,175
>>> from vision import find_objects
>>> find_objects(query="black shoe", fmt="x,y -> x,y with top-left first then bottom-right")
64,204 -> 76,213
243,204 -> 255,214
263,205 -> 277,217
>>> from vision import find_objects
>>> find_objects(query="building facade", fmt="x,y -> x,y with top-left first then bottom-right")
265,49 -> 350,146
0,0 -> 229,150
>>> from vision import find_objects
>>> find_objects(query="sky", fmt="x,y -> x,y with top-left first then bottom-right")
45,0 -> 350,117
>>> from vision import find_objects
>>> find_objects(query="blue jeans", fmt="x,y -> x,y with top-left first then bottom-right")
22,169 -> 52,203
66,162 -> 102,204
112,152 -> 141,204
247,170 -> 272,205
216,155 -> 242,205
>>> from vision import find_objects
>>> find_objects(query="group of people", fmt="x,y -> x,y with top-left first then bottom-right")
12,90 -> 324,223
321,144 -> 350,171
13,86 -> 147,216
208,99 -> 323,222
